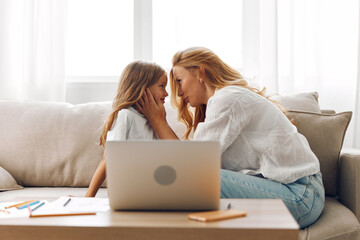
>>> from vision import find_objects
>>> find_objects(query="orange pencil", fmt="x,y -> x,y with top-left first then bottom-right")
30,212 -> 96,218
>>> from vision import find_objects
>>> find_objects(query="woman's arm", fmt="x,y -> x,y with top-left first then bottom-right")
137,89 -> 179,140
85,153 -> 106,197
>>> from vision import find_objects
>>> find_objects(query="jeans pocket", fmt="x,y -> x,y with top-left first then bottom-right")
297,186 -> 324,228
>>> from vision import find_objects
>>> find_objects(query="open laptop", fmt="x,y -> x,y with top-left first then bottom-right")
105,140 -> 221,211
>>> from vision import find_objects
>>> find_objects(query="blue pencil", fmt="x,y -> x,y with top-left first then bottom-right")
18,201 -> 40,210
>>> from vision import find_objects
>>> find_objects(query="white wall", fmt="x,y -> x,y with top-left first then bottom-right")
65,82 -> 117,104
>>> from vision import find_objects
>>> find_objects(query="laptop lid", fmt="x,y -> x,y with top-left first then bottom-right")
105,141 -> 220,211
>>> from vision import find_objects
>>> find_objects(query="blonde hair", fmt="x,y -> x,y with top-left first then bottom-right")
169,47 -> 285,139
99,60 -> 165,146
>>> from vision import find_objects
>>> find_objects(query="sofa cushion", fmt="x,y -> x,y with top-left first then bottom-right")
0,100 -> 187,188
286,111 -> 352,196
271,92 -> 321,113
0,166 -> 23,191
0,101 -> 112,187
0,187 -> 108,202
299,197 -> 360,240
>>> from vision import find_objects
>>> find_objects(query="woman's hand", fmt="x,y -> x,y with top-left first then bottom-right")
136,88 -> 166,127
136,88 -> 179,140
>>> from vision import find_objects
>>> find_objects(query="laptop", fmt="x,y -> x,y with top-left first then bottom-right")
105,140 -> 221,211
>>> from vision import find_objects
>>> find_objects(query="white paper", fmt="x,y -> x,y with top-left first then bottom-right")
0,197 -> 110,218
32,197 -> 110,216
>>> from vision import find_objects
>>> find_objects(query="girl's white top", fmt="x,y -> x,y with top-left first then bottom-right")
194,86 -> 320,184
107,107 -> 157,140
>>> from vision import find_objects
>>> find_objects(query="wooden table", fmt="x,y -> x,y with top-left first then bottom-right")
0,199 -> 299,240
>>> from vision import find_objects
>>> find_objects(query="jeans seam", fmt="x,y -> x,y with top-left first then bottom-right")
302,185 -> 311,208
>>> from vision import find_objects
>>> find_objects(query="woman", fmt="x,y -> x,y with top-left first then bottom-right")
137,47 -> 324,228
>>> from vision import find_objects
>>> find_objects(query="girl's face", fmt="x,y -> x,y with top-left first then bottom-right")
173,66 -> 206,107
148,73 -> 168,104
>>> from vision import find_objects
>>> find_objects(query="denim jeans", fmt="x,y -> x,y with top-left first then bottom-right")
220,170 -> 325,229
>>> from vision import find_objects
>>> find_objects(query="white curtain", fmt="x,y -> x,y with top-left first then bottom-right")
242,0 -> 359,148
0,0 -> 66,102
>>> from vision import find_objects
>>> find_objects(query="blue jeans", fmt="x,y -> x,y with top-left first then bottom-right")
221,170 -> 325,229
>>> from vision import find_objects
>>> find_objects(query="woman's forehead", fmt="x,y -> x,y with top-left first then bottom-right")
173,65 -> 187,76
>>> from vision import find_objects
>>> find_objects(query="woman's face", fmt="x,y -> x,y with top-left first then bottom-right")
148,73 -> 168,104
173,66 -> 205,107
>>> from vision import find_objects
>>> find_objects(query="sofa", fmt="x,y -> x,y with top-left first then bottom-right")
0,92 -> 359,240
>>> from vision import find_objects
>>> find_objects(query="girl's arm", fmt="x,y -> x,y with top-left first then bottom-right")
137,89 -> 179,140
85,153 -> 106,197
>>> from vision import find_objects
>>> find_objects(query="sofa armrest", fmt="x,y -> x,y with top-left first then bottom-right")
339,148 -> 360,222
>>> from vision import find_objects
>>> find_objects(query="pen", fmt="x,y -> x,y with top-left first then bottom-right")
18,201 -> 40,210
31,202 -> 45,212
63,198 -> 71,207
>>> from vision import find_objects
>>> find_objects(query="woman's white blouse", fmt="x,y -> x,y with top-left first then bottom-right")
194,86 -> 320,184
107,107 -> 157,141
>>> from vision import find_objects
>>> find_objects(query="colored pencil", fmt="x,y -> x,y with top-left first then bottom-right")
17,201 -> 40,210
30,212 -> 96,218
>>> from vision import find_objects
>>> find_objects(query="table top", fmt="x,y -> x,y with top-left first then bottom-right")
0,198 -> 298,228
0,198 -> 299,240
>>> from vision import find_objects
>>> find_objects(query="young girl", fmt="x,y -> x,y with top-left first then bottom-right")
85,60 -> 168,197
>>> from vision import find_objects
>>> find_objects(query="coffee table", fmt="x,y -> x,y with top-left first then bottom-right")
0,198 -> 299,240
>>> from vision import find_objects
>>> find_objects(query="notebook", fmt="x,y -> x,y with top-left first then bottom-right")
105,140 -> 221,211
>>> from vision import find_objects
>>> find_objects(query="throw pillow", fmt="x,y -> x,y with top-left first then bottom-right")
286,110 -> 352,196
0,101 -> 112,187
0,166 -> 23,191
272,92 -> 321,113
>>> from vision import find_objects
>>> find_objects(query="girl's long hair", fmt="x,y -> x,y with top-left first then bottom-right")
99,60 -> 165,146
169,47 -> 285,139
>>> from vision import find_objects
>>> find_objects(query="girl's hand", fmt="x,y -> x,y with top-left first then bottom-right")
136,88 -> 166,127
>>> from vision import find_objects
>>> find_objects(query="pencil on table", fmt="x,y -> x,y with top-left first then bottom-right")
30,212 -> 96,218
17,201 -> 40,210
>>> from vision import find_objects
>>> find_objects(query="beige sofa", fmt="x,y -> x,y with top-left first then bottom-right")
0,92 -> 359,240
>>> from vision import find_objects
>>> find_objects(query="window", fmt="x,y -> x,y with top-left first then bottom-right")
153,0 -> 243,69
66,0 -> 244,82
66,0 -> 133,79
